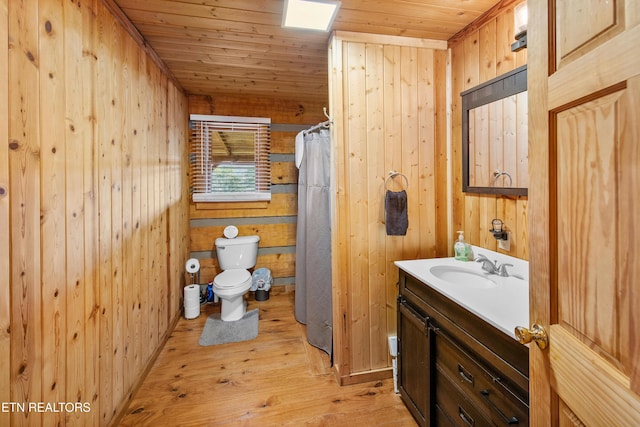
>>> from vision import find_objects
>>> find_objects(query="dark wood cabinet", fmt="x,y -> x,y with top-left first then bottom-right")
397,297 -> 433,425
397,270 -> 529,427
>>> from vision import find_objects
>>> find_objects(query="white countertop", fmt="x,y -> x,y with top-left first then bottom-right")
395,246 -> 529,340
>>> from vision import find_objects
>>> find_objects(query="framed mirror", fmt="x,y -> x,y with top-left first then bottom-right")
462,65 -> 527,196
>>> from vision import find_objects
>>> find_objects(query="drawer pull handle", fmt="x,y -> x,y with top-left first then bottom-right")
480,389 -> 519,425
458,405 -> 475,426
458,364 -> 474,384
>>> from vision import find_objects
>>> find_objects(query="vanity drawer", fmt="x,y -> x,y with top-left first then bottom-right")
435,367 -> 493,427
434,404 -> 455,427
435,329 -> 528,426
402,274 -> 432,313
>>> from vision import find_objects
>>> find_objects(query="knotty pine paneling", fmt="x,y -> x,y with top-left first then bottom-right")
110,0 -> 500,103
449,2 -> 529,260
2,1 -> 189,426
8,1 -> 44,426
188,95 -> 327,288
0,0 -> 9,425
329,32 -> 448,384
189,193 -> 298,219
188,94 -> 327,124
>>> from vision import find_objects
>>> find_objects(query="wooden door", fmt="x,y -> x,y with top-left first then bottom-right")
528,0 -> 640,425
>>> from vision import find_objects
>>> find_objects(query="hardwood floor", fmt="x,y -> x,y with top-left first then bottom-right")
119,292 -> 417,426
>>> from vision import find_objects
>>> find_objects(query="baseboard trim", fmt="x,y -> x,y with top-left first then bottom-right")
334,366 -> 393,386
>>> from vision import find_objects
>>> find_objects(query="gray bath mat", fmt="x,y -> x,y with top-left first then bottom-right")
199,309 -> 259,346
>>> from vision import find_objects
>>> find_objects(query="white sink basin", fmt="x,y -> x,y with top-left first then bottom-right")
429,265 -> 497,288
395,246 -> 529,340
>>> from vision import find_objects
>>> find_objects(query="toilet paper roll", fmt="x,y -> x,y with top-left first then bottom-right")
185,258 -> 200,274
184,284 -> 200,319
223,225 -> 238,239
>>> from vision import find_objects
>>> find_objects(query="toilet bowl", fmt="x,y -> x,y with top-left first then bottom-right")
212,269 -> 252,321
213,227 -> 260,321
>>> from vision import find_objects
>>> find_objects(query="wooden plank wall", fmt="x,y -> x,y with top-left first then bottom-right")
188,95 -> 328,289
449,1 -> 529,259
329,32 -> 448,384
1,1 -> 189,426
0,1 -> 10,426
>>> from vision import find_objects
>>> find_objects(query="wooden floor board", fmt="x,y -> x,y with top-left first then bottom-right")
119,292 -> 416,426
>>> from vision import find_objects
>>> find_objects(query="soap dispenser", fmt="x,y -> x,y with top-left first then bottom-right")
454,231 -> 469,261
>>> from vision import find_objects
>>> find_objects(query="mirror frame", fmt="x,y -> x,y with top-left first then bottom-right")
461,65 -> 528,196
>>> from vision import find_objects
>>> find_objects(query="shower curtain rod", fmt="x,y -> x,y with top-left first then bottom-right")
303,107 -> 333,135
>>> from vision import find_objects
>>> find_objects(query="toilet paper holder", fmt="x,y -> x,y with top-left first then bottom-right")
185,258 -> 201,285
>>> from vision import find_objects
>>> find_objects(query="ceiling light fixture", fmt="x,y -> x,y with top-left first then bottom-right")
282,0 -> 341,32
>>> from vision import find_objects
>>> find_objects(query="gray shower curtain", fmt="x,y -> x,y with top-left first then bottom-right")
295,127 -> 332,356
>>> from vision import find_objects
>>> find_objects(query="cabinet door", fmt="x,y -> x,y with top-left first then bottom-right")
398,298 -> 432,426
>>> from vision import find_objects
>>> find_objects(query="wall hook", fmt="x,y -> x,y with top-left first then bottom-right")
323,107 -> 332,121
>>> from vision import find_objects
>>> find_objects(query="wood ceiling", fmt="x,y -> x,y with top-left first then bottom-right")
111,0 -> 500,103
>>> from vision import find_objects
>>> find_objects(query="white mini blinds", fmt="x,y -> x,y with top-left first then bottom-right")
190,114 -> 271,202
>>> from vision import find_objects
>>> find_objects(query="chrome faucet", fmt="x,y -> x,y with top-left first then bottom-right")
474,254 -> 513,277
474,254 -> 499,274
497,263 -> 513,277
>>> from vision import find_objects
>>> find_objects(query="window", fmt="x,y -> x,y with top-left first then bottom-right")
190,114 -> 271,202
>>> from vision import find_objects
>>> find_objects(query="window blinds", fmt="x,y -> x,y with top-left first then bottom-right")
190,114 -> 271,202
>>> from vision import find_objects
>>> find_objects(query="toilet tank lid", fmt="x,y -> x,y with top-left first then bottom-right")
215,235 -> 260,246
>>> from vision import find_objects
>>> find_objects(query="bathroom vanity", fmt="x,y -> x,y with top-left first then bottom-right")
395,250 -> 529,426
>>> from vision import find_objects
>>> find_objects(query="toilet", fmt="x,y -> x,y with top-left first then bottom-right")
213,226 -> 260,321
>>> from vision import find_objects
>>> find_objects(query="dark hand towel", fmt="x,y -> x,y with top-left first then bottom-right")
385,190 -> 408,236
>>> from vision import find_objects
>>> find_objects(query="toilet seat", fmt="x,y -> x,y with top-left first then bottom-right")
214,269 -> 251,289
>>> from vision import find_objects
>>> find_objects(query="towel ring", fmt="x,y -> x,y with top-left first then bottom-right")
492,169 -> 513,187
385,170 -> 409,191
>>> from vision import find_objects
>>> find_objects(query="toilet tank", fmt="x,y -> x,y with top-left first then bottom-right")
215,235 -> 260,270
